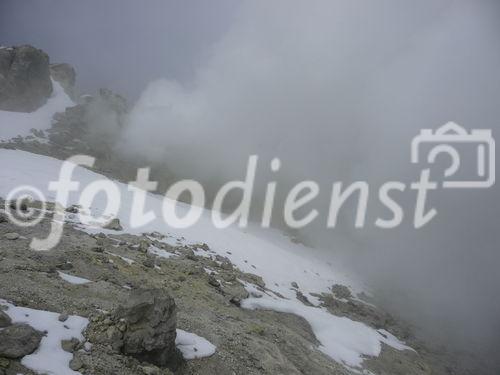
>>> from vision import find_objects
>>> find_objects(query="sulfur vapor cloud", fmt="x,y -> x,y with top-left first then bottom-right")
120,1 -> 500,372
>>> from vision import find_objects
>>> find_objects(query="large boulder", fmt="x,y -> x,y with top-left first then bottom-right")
0,45 -> 53,112
0,323 -> 43,358
116,289 -> 181,368
50,63 -> 76,99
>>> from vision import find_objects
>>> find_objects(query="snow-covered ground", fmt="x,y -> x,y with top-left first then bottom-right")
0,79 -> 74,142
0,148 -> 412,370
0,299 -> 216,374
0,299 -> 89,375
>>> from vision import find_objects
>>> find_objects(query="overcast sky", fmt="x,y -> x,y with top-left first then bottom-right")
0,0 -> 238,99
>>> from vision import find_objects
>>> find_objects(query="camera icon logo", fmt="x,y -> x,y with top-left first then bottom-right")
411,122 -> 495,188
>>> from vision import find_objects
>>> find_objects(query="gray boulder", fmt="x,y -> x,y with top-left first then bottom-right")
0,323 -> 43,358
50,63 -> 76,98
0,45 -> 53,112
116,289 -> 181,368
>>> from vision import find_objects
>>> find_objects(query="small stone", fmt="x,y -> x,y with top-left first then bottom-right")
58,313 -> 69,322
138,240 -> 149,253
65,205 -> 79,213
0,357 -> 9,368
61,338 -> 79,353
4,233 -> 19,240
69,356 -> 83,371
103,218 -> 123,231
230,297 -> 241,307
185,250 -> 197,261
0,310 -> 12,327
57,262 -> 73,271
103,318 -> 113,326
208,275 -> 220,288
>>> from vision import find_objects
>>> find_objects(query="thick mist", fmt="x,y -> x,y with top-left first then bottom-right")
120,1 -> 500,370
2,0 -> 499,371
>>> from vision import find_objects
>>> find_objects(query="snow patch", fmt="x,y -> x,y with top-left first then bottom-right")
58,271 -> 92,285
241,285 -> 411,368
148,245 -> 177,259
176,329 -> 216,359
0,300 -> 89,375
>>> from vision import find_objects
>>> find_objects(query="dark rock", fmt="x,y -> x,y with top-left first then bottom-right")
331,284 -> 352,299
296,291 -> 314,307
61,338 -> 79,353
142,258 -> 155,269
9,200 -> 27,211
208,275 -> 220,288
57,262 -> 73,271
0,45 -> 53,112
230,297 -> 241,307
185,250 -> 198,261
0,310 -> 12,327
92,246 -> 104,253
69,356 -> 83,371
116,289 -> 181,368
58,313 -> 69,322
65,205 -> 79,214
0,324 -> 42,358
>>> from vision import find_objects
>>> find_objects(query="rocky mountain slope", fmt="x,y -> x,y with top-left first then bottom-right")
0,45 -> 477,375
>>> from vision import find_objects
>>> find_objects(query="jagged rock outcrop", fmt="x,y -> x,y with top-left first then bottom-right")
50,63 -> 76,98
86,288 -> 181,370
116,289 -> 180,368
0,45 -> 52,112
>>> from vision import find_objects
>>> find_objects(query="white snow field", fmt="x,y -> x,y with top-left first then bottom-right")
0,79 -> 74,142
0,148 -> 413,369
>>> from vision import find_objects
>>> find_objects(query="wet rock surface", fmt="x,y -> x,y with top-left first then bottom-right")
0,45 -> 52,112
